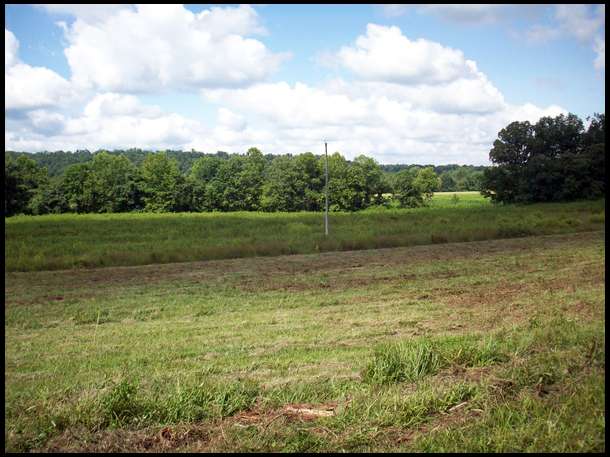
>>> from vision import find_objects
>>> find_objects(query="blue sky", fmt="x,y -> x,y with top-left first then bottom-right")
5,4 -> 605,164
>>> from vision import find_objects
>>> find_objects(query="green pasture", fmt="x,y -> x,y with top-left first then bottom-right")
4,196 -> 605,272
4,231 -> 605,452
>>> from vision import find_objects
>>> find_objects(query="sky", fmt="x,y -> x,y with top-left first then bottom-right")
4,4 -> 606,165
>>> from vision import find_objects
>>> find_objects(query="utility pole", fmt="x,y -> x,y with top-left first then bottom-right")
324,141 -> 329,236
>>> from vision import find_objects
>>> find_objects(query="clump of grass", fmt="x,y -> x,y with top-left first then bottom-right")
364,335 -> 510,385
159,379 -> 260,422
333,380 -> 478,434
99,379 -> 143,427
363,341 -> 441,385
97,378 -> 260,428
442,336 -> 509,367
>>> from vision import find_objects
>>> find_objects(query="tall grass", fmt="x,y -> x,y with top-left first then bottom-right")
4,198 -> 604,272
363,335 -> 509,385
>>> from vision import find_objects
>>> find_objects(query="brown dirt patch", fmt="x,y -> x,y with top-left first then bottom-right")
42,423 -> 212,453
40,400 -> 343,452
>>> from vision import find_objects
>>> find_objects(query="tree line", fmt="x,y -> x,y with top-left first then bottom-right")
6,111 -> 602,216
481,112 -> 605,203
381,164 -> 485,192
4,149 -> 444,216
6,149 -> 487,191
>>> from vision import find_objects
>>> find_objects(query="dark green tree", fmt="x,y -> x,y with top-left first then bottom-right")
482,112 -> 604,203
261,156 -> 303,211
413,167 -> 441,203
4,155 -> 49,216
295,152 -> 323,211
140,152 -> 182,212
28,176 -> 70,215
189,156 -> 223,211
393,168 -> 424,208
88,152 -> 143,212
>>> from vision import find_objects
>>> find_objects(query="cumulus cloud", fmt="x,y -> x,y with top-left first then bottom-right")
201,78 -> 564,164
5,18 -> 569,165
5,29 -> 19,67
83,93 -> 162,119
204,82 -> 372,127
58,4 -> 287,92
6,93 -> 205,152
5,29 -> 76,111
217,108 -> 247,132
337,24 -> 480,84
26,110 -> 66,135
195,23 -> 565,163
328,25 -> 506,114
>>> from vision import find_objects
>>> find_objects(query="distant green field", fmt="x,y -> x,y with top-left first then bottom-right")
4,197 -> 604,272
429,191 -> 490,208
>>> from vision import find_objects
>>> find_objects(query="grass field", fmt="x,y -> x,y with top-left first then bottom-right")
428,191 -> 491,208
5,230 -> 605,452
4,194 -> 605,272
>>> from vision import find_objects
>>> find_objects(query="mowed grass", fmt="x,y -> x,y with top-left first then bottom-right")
5,231 -> 605,452
4,195 -> 605,272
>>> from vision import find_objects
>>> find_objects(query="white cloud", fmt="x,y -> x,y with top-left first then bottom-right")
336,24 -> 480,84
5,29 -> 76,111
59,4 -> 287,92
201,78 -> 564,164
4,19 -> 570,165
194,23 -> 565,163
555,4 -> 605,43
5,29 -> 19,67
83,93 -> 162,119
217,108 -> 247,132
526,4 -> 605,44
329,24 -> 506,114
196,4 -> 267,37
6,78 -> 565,164
6,93 -> 205,152
204,82 -> 372,127
525,4 -> 604,70
26,109 -> 66,135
